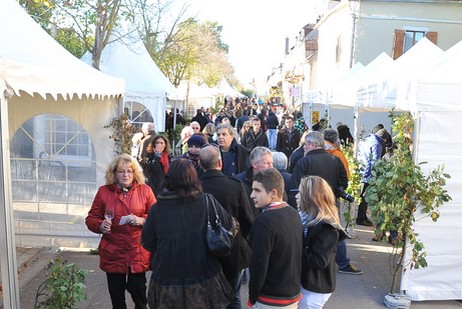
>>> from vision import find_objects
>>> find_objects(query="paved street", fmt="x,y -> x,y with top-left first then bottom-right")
4,226 -> 462,308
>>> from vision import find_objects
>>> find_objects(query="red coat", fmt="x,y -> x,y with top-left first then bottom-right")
86,182 -> 156,274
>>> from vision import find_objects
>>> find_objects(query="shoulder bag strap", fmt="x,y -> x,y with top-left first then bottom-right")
204,193 -> 221,226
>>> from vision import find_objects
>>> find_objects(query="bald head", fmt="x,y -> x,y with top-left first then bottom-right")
199,145 -> 222,171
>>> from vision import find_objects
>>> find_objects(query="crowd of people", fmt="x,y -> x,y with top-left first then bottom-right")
85,96 -> 394,309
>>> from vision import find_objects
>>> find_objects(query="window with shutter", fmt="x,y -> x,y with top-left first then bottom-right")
392,29 -> 405,60
392,29 -> 438,59
426,31 -> 438,44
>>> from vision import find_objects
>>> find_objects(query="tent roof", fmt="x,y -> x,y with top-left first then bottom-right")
177,81 -> 215,99
330,53 -> 393,108
81,26 -> 179,100
356,38 -> 445,111
0,0 -> 124,99
216,77 -> 243,97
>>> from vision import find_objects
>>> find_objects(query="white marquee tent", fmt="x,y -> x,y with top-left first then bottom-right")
340,39 -> 462,301
177,80 -> 216,111
397,46 -> 462,301
1,0 -> 124,306
82,26 -> 178,132
215,77 -> 244,98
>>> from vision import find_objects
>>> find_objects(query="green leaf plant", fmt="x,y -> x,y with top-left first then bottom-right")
104,107 -> 136,155
35,254 -> 88,309
342,144 -> 363,230
365,112 -> 451,294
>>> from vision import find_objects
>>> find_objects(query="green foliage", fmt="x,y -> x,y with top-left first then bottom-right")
35,255 -> 88,309
20,0 -> 53,29
55,27 -> 88,58
104,108 -> 136,155
154,18 -> 234,87
365,112 -> 451,293
342,145 -> 362,228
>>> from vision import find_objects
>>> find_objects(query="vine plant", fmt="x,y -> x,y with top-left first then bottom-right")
342,144 -> 362,229
35,255 -> 88,309
104,108 -> 136,155
365,112 -> 451,294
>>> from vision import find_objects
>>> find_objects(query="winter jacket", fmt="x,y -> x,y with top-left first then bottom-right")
325,141 -> 350,180
267,112 -> 279,129
242,129 -> 268,152
248,203 -> 303,306
200,170 -> 254,279
220,139 -> 250,177
301,221 -> 349,293
358,134 -> 384,182
86,182 -> 156,274
276,127 -> 301,160
141,191 -> 233,308
288,148 -> 348,207
144,152 -> 170,195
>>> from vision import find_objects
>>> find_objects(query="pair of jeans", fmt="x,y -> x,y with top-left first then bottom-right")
335,200 -> 350,269
335,240 -> 350,269
227,270 -> 244,309
268,129 -> 277,150
106,272 -> 147,309
299,286 -> 332,309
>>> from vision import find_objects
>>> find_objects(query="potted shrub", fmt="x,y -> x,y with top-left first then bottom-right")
365,112 -> 451,308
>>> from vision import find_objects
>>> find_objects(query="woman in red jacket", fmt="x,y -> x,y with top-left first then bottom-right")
86,153 -> 156,309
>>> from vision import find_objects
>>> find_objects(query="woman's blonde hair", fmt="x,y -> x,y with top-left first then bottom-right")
241,120 -> 252,139
298,176 -> 342,229
105,154 -> 146,185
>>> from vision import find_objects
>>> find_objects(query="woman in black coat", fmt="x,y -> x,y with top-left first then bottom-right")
144,135 -> 171,196
296,176 -> 349,309
141,159 -> 233,309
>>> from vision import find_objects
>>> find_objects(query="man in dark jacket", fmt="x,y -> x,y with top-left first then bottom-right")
277,116 -> 300,160
289,131 -> 362,275
248,168 -> 302,307
199,145 -> 254,309
242,117 -> 268,152
216,123 -> 250,177
235,147 -> 274,217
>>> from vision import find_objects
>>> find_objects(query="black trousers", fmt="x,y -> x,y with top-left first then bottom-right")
106,271 -> 147,309
357,182 -> 370,221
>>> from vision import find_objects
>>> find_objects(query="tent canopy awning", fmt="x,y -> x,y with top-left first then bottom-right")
0,0 -> 124,99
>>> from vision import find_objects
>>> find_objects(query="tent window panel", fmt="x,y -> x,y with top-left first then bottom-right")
11,113 -> 98,243
67,145 -> 78,156
126,101 -> 154,126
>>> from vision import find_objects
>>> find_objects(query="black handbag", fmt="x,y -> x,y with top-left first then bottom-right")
204,193 -> 233,257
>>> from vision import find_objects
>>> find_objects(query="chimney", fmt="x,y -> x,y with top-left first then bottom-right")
285,37 -> 289,55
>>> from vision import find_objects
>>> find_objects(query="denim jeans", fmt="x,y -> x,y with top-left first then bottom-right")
227,270 -> 244,309
299,286 -> 332,309
335,239 -> 350,269
268,129 -> 277,150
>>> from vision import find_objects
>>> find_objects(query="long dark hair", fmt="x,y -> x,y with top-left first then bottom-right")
163,159 -> 202,199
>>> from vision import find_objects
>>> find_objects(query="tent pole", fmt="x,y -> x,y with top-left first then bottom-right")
353,106 -> 360,159
0,86 -> 21,308
399,110 -> 421,295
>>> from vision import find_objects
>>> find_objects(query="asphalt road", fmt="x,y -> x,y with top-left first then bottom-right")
12,226 -> 462,309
